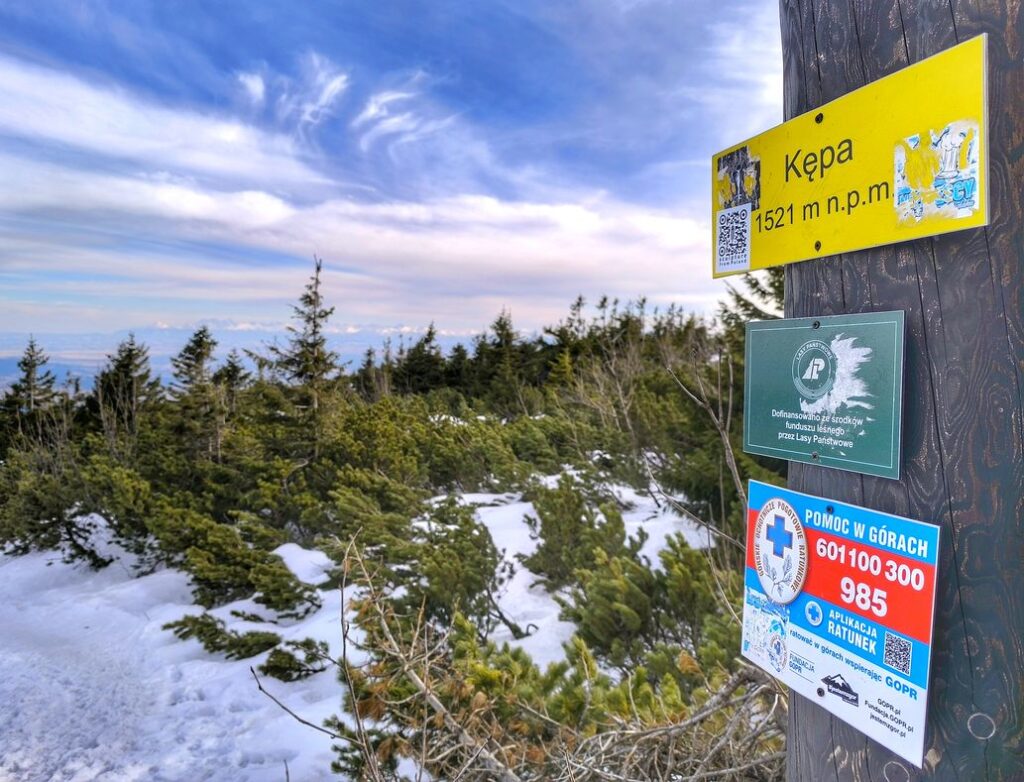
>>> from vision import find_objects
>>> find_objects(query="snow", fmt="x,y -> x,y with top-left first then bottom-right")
0,478 -> 709,781
609,483 -> 713,567
463,483 -> 710,668
473,496 -> 578,667
273,543 -> 333,586
0,538 -> 343,782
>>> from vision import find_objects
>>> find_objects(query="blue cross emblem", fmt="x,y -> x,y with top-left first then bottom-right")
766,515 -> 793,558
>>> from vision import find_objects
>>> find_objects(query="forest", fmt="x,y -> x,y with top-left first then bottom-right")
0,261 -> 789,781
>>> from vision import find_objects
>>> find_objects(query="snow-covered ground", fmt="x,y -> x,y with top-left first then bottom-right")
0,484 -> 706,781
0,529 -> 342,782
470,483 -> 710,666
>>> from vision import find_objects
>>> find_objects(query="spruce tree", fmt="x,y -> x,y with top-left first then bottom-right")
269,257 -> 339,459
92,335 -> 161,461
170,326 -> 217,397
170,326 -> 219,461
545,348 -> 574,391
379,339 -> 395,397
353,348 -> 381,401
472,310 -> 525,414
1,337 -> 57,447
211,349 -> 250,413
393,324 -> 445,395
271,257 -> 339,404
8,337 -> 57,415
444,343 -> 471,393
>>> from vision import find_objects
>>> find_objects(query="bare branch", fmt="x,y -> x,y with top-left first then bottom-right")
335,534 -> 389,782
664,360 -> 746,510
250,666 -> 346,742
350,544 -> 525,782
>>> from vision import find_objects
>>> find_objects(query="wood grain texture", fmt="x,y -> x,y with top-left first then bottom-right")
778,1 -> 1024,780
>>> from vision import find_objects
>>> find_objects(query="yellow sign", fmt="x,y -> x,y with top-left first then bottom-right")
711,35 -> 988,277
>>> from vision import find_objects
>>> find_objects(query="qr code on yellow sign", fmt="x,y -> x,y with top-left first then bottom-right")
716,203 -> 751,274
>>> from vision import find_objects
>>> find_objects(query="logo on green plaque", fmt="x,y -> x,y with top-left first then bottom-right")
792,340 -> 837,400
744,311 -> 905,479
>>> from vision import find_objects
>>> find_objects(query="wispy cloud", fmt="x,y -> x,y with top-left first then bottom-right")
687,0 -> 783,140
237,71 -> 266,105
0,54 -> 327,191
358,112 -> 419,152
352,90 -> 417,128
273,52 -> 350,138
350,76 -> 458,160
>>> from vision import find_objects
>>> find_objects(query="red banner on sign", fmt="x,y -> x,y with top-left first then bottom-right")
745,508 -> 936,643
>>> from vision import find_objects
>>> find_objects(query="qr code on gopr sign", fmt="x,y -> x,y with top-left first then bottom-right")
883,632 -> 912,675
715,203 -> 751,274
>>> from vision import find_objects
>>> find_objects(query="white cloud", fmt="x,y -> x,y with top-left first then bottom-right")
386,115 -> 457,154
358,112 -> 420,152
693,1 -> 783,140
0,154 -> 296,229
275,52 -> 350,133
303,73 -> 349,126
0,54 -> 327,190
237,71 -> 266,105
352,90 -> 416,128
352,85 -> 456,155
225,321 -> 290,332
0,147 -> 723,332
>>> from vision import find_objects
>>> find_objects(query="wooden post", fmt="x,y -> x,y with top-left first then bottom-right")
779,1 -> 1023,779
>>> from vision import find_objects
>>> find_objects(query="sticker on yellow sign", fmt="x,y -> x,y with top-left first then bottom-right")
711,35 -> 988,277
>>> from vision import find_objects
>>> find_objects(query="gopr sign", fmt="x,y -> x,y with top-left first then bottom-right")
742,480 -> 940,767
712,34 -> 988,277
744,311 -> 905,479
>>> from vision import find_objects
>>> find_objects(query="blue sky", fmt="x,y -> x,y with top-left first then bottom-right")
0,0 -> 782,368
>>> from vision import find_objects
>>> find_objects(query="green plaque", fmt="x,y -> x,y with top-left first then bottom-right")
744,311 -> 905,479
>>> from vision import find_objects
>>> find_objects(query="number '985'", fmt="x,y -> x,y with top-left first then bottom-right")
839,576 -> 887,618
